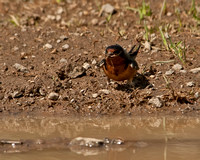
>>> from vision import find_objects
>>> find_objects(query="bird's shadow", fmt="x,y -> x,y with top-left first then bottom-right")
115,73 -> 151,92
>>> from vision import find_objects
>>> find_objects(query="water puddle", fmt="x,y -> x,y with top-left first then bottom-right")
0,116 -> 200,160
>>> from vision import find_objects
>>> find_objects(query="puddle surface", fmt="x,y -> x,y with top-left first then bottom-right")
0,116 -> 200,160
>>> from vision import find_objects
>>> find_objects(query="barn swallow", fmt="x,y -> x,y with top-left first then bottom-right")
99,44 -> 141,85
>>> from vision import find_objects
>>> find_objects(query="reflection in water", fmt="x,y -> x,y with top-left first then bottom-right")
0,116 -> 200,160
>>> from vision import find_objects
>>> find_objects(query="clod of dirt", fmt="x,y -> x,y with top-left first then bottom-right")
68,66 -> 86,79
13,63 -> 29,73
48,92 -> 59,101
148,97 -> 162,108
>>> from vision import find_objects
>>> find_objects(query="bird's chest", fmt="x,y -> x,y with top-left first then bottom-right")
105,56 -> 127,75
103,56 -> 136,81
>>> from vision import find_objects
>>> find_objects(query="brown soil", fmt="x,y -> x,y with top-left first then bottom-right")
0,0 -> 199,116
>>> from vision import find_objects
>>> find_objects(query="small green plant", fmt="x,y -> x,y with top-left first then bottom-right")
106,13 -> 112,23
159,27 -> 169,50
159,26 -> 186,64
175,8 -> 182,31
189,0 -> 200,22
159,0 -> 167,19
127,0 -> 152,21
144,21 -> 149,41
10,15 -> 20,26
168,39 -> 186,64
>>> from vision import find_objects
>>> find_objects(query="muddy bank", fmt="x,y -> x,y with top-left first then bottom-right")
0,0 -> 199,116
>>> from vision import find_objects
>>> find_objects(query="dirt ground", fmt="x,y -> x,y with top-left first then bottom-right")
0,0 -> 199,116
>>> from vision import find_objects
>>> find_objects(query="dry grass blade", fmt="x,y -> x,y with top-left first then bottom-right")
10,15 -> 20,26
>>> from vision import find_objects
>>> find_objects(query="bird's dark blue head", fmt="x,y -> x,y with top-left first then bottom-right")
105,44 -> 124,58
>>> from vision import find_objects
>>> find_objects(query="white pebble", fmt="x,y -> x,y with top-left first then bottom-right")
43,43 -> 53,49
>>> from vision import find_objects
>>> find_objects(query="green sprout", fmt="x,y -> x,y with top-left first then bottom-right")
159,26 -> 186,64
144,21 -> 150,41
127,0 -> 152,21
189,0 -> 200,22
159,0 -> 167,19
106,13 -> 112,23
10,15 -> 20,27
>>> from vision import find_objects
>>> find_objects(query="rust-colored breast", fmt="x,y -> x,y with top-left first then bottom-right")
103,56 -> 137,81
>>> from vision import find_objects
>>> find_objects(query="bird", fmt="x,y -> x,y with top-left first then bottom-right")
99,44 -> 141,86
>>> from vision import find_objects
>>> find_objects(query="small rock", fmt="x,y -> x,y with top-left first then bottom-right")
39,88 -> 46,96
60,35 -> 68,41
144,41 -> 151,50
57,39 -> 61,43
68,66 -> 86,79
13,46 -> 19,52
13,63 -> 29,73
62,44 -> 69,51
91,18 -> 98,25
82,62 -> 90,70
186,81 -> 195,87
194,92 -> 199,99
60,58 -> 67,63
100,4 -> 115,16
167,12 -> 172,16
180,70 -> 187,73
190,67 -> 200,74
99,89 -> 110,95
165,69 -> 174,75
43,43 -> 53,49
12,91 -> 23,98
92,59 -> 97,65
56,15 -> 61,21
172,64 -> 183,71
149,97 -> 162,108
48,92 -> 59,100
92,93 -> 98,98
57,7 -> 64,14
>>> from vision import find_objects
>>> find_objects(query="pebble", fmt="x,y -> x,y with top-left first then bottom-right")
167,12 -> 172,16
60,58 -> 67,63
60,35 -> 68,41
165,69 -> 174,75
92,59 -> 97,65
190,67 -> 200,74
13,63 -> 29,73
180,70 -> 187,73
62,44 -> 69,51
48,92 -> 59,100
13,46 -> 19,52
172,63 -> 183,71
12,91 -> 23,98
186,81 -> 195,87
43,43 -> 53,49
100,4 -> 115,16
144,41 -> 151,50
194,92 -> 199,99
149,97 -> 162,108
57,39 -> 61,43
82,62 -> 90,70
57,7 -> 64,14
99,89 -> 110,95
91,18 -> 98,25
92,93 -> 98,98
